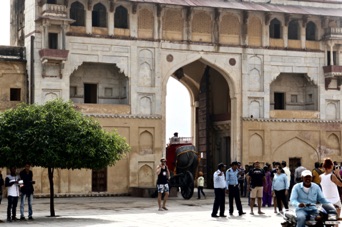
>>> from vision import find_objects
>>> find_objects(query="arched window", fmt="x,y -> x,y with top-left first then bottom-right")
306,21 -> 316,41
288,20 -> 299,40
114,6 -> 128,29
269,18 -> 281,39
70,1 -> 85,26
92,3 -> 107,28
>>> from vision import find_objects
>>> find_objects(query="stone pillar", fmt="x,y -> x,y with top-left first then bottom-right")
301,16 -> 308,49
156,4 -> 163,40
264,13 -> 271,47
185,7 -> 192,42
242,11 -> 249,46
86,5 -> 92,34
213,8 -> 220,45
130,3 -> 138,38
108,3 -> 114,36
329,41 -> 335,65
284,14 -> 290,48
43,24 -> 49,49
61,25 -> 64,50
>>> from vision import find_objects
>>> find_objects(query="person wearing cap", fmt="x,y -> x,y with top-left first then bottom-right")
211,163 -> 227,218
156,158 -> 170,211
247,161 -> 265,215
226,161 -> 246,216
290,169 -> 331,227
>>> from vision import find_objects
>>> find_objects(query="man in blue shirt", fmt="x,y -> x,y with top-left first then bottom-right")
290,170 -> 331,227
226,161 -> 246,216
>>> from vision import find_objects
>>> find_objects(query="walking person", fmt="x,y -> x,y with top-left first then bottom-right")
247,161 -> 265,215
20,163 -> 35,220
237,162 -> 245,197
262,165 -> 272,208
5,167 -> 20,222
320,158 -> 342,219
272,166 -> 289,214
156,158 -> 170,211
211,163 -> 227,218
226,161 -> 246,216
197,171 -> 206,199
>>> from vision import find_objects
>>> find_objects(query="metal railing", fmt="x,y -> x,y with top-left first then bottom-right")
169,137 -> 193,145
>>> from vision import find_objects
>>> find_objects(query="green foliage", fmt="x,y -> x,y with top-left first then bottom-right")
0,99 -> 130,169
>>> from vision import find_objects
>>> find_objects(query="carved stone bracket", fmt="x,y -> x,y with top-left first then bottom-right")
285,14 -> 291,27
38,0 -> 45,7
325,77 -> 332,90
265,12 -> 272,26
109,0 -> 115,12
321,16 -> 329,28
186,6 -> 192,21
88,0 -> 93,11
132,2 -> 138,14
214,8 -> 220,22
338,77 -> 342,90
243,11 -> 249,25
302,15 -> 308,27
156,4 -> 163,17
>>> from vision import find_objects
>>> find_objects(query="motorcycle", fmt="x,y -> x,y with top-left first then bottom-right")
281,203 -> 340,227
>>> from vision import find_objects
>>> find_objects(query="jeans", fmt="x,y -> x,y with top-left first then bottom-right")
7,196 -> 18,220
20,194 -> 33,218
296,209 -> 317,227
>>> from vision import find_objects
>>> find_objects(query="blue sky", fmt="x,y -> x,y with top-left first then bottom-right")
0,0 -> 191,144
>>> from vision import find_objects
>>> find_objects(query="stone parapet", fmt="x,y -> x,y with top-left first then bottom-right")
242,117 -> 342,123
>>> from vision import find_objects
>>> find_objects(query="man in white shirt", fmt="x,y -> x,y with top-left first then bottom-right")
281,161 -> 291,187
211,163 -> 227,218
5,167 -> 20,222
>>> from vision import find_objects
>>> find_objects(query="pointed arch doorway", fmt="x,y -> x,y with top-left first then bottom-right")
167,60 -> 232,188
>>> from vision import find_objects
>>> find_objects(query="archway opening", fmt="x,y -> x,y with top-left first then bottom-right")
166,60 -> 231,188
166,77 -> 191,142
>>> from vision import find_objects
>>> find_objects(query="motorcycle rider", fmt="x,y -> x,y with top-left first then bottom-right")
290,170 -> 331,227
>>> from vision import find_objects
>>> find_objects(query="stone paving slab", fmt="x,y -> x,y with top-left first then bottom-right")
0,189 -> 300,227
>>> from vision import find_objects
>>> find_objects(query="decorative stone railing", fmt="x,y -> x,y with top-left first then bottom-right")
324,27 -> 342,40
39,49 -> 69,62
42,4 -> 67,18
323,65 -> 342,77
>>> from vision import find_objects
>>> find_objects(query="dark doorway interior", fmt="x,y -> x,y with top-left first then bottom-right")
84,83 -> 97,103
92,168 -> 107,192
274,92 -> 285,110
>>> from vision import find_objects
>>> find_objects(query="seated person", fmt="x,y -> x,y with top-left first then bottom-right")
170,132 -> 179,143
290,170 -> 331,227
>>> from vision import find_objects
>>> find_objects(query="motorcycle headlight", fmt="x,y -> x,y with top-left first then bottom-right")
327,214 -> 337,221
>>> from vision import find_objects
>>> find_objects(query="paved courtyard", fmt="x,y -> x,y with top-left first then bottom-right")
0,189 -> 292,226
